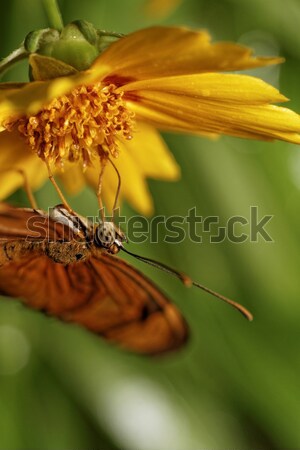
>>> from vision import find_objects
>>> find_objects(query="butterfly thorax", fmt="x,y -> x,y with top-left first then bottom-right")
0,205 -> 127,266
48,205 -> 127,261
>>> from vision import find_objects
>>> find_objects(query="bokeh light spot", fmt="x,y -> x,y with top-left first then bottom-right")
288,147 -> 300,189
97,376 -> 193,450
0,325 -> 31,375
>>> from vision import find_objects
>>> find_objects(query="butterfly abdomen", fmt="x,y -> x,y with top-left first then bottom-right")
44,241 -> 90,264
0,240 -> 41,266
0,239 -> 90,267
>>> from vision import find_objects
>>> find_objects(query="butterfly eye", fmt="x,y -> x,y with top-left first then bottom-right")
95,222 -> 116,249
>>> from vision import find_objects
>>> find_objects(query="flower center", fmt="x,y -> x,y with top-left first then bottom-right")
5,83 -> 135,168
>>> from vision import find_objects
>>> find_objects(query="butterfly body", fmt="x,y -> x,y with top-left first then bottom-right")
0,238 -> 89,265
0,203 -> 188,355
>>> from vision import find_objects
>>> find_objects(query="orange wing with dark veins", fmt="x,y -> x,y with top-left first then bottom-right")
0,202 -> 68,241
0,203 -> 188,354
0,253 -> 188,354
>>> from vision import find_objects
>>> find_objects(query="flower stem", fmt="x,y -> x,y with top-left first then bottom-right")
43,0 -> 64,31
0,46 -> 29,77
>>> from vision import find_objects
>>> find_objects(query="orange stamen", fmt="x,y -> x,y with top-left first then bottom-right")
4,83 -> 135,168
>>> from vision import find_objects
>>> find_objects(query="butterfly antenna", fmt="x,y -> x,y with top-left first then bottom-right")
108,156 -> 121,222
121,247 -> 253,321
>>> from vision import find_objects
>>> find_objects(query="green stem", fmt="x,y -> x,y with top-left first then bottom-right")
0,46 -> 29,78
43,0 -> 64,31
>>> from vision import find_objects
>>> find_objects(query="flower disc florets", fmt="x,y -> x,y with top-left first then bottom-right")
5,82 -> 135,168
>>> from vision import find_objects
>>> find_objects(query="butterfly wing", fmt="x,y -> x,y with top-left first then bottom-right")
0,203 -> 188,354
0,202 -> 80,242
0,203 -> 46,240
0,251 -> 188,355
84,254 -> 188,354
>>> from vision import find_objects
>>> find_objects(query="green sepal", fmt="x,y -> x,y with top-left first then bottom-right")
24,28 -> 60,53
29,54 -> 78,81
96,30 -> 124,53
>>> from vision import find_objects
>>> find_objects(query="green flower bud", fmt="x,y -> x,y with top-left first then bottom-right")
24,28 -> 60,53
42,39 -> 99,72
0,15 -> 123,80
21,21 -> 123,80
72,20 -> 98,45
25,21 -> 98,71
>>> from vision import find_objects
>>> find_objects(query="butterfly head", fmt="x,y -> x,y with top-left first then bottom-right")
94,221 -> 127,254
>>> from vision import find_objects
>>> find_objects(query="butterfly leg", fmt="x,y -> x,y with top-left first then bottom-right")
0,168 -> 38,209
97,157 -> 108,222
45,161 -> 74,214
108,157 -> 121,222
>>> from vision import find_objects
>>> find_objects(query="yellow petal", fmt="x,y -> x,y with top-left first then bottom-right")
0,78 -> 71,122
58,163 -> 85,195
109,149 -> 154,215
0,64 -> 108,124
0,82 -> 27,90
121,73 -> 288,104
128,90 -> 300,144
84,156 -> 154,216
0,130 -> 47,198
96,26 -> 283,80
124,122 -> 180,179
127,101 -> 217,137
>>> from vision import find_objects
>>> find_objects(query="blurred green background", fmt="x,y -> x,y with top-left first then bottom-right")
1,0 -> 300,448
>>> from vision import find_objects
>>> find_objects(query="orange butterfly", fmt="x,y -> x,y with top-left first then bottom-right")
0,200 -> 252,355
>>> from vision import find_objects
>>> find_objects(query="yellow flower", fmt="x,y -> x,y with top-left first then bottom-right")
1,26 -> 300,214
